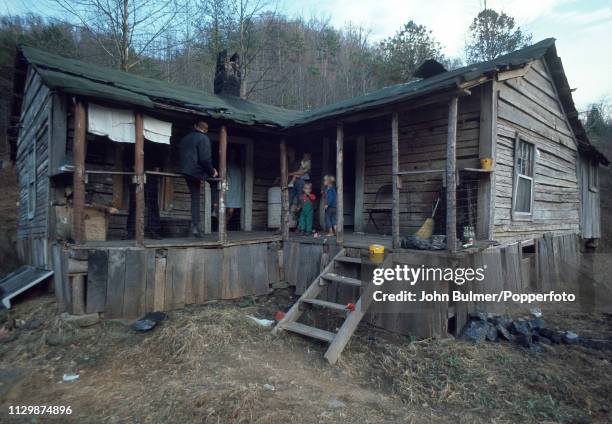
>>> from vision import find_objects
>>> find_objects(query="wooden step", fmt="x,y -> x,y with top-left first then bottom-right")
301,298 -> 348,312
321,273 -> 362,287
282,322 -> 335,343
334,256 -> 362,265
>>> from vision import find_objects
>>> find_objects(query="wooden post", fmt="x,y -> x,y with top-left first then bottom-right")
319,137 -> 330,229
446,96 -> 459,253
112,144 -> 125,209
336,123 -> 344,244
71,274 -> 85,315
280,139 -> 289,240
72,99 -> 87,245
218,125 -> 228,243
204,181 -> 212,234
134,112 -> 145,246
354,135 -> 366,233
477,81 -> 497,240
242,140 -> 254,231
391,112 -> 401,249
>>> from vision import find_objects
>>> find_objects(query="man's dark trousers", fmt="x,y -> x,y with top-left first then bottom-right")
185,176 -> 201,228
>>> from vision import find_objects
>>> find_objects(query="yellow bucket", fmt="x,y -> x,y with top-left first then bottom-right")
480,157 -> 494,171
369,244 -> 385,264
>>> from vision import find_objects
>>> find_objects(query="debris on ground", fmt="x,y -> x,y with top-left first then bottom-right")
263,383 -> 275,391
530,307 -> 543,318
247,315 -> 275,327
62,374 -> 80,382
61,312 -> 100,328
461,311 -> 612,353
327,399 -> 346,409
133,311 -> 167,332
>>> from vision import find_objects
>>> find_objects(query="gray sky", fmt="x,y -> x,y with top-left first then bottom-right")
4,0 -> 611,110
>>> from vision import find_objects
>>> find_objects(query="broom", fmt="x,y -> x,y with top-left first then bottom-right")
415,198 -> 440,240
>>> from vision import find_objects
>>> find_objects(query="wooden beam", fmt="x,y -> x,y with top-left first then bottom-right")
134,112 -> 145,246
391,112 -> 401,249
218,125 -> 228,244
279,139 -> 289,241
446,97 -> 459,253
336,123 -> 344,244
72,99 -> 87,245
289,88 -> 473,135
353,135 -> 365,232
112,144 -> 125,209
204,181 -> 212,234
242,140 -> 254,231
497,63 -> 533,82
477,81 -> 497,240
319,137 -> 330,229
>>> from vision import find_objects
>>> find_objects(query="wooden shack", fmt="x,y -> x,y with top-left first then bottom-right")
8,38 -> 607,341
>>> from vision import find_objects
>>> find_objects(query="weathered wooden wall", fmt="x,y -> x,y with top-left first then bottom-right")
493,59 -> 580,242
284,233 -> 581,339
15,68 -> 52,267
52,240 -> 280,318
283,240 -> 341,294
360,94 -> 481,234
252,137 -> 281,230
577,154 -> 601,239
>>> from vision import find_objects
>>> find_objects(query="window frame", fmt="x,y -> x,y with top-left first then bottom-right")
511,133 -> 536,220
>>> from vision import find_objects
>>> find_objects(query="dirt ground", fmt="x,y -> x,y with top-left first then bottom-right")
0,285 -> 611,424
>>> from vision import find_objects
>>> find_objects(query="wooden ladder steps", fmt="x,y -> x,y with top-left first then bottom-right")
301,298 -> 348,312
334,256 -> 362,265
321,272 -> 361,287
282,322 -> 335,342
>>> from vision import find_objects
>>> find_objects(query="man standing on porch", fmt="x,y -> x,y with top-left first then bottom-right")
180,121 -> 218,237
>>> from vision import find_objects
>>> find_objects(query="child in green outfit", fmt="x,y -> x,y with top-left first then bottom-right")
297,182 -> 316,235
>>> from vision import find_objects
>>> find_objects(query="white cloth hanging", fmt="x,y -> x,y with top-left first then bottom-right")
88,103 -> 135,143
143,115 -> 172,144
87,104 -> 172,145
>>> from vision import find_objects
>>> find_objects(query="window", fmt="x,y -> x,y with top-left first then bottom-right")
26,147 -> 36,219
513,136 -> 535,217
588,159 -> 599,192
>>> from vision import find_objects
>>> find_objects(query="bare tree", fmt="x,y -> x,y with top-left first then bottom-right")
52,0 -> 187,71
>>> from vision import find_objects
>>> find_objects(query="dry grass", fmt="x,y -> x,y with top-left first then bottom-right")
340,326 -> 612,423
142,304 -> 273,361
1,293 -> 611,423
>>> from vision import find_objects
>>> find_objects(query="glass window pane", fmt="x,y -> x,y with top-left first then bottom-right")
515,176 -> 532,213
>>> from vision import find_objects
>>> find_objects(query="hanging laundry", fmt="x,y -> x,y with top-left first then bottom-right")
87,103 -> 135,143
143,115 -> 172,145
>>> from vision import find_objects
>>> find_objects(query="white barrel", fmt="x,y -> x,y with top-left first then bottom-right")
267,186 -> 282,229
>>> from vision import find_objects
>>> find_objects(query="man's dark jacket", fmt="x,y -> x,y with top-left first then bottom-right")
180,130 -> 215,180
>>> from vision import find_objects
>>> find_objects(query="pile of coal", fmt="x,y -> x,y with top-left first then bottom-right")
459,311 -> 584,352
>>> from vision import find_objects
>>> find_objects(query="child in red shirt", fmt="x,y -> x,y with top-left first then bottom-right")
297,182 -> 316,235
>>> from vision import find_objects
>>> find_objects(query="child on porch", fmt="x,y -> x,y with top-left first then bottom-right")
323,175 -> 337,236
297,182 -> 316,235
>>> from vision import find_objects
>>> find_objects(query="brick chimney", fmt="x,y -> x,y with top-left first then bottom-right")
214,50 -> 241,96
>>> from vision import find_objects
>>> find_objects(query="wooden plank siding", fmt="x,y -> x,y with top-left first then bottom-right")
72,241 -> 277,317
493,59 -> 580,243
360,94 -> 481,235
577,155 -> 601,239
15,68 -> 52,267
